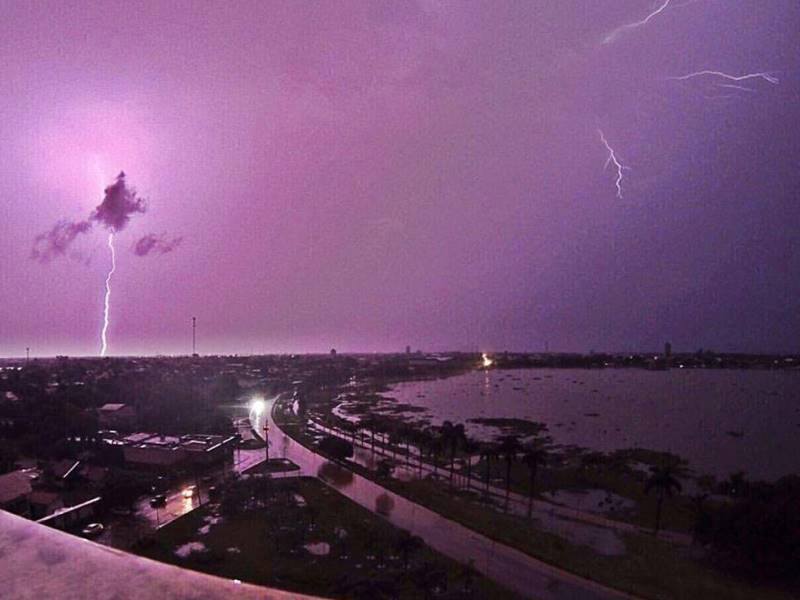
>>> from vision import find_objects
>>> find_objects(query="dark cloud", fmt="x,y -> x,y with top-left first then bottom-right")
31,220 -> 92,263
133,233 -> 183,257
91,171 -> 146,231
32,171 -> 161,263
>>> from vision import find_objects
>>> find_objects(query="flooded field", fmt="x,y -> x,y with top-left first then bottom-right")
369,368 -> 800,480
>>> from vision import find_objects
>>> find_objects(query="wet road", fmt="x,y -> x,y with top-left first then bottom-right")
250,396 -> 635,600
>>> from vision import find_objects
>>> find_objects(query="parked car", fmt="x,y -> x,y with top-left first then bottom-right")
182,485 -> 197,499
81,523 -> 104,538
207,485 -> 219,501
149,494 -> 166,507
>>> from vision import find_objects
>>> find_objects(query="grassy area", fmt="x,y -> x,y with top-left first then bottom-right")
133,476 -> 518,599
276,399 -> 797,600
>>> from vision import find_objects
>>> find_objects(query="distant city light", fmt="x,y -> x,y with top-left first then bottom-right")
481,353 -> 493,368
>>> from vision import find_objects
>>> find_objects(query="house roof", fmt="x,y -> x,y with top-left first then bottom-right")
28,490 -> 60,506
0,471 -> 32,504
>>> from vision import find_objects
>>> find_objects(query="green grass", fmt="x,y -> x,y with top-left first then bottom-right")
134,477 -> 518,599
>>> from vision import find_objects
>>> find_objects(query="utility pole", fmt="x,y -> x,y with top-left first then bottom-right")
192,317 -> 197,356
25,347 -> 30,364
264,422 -> 270,463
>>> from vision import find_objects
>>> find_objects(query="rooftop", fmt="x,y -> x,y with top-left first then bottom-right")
0,509 -> 323,599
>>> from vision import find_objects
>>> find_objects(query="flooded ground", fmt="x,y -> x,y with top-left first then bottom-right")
354,368 -> 800,480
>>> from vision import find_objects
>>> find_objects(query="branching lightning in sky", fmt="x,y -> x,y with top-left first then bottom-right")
598,129 -> 629,199
666,70 -> 779,85
603,0 -> 671,45
100,233 -> 116,357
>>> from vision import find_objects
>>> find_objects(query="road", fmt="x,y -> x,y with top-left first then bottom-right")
250,395 -> 637,600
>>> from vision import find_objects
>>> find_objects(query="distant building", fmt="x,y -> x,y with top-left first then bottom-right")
98,403 -> 136,429
121,432 -> 235,469
664,342 -> 672,358
0,470 -> 33,516
405,345 -> 411,354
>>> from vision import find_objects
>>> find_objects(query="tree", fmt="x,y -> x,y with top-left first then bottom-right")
522,441 -> 548,517
644,463 -> 683,534
689,493 -> 710,544
411,563 -> 448,600
479,443 -> 498,493
497,435 -> 522,510
395,531 -> 424,571
319,435 -> 354,461
440,421 -> 467,489
424,429 -> 443,477
461,437 -> 480,491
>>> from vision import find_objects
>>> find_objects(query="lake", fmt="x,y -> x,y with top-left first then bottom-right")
376,368 -> 800,481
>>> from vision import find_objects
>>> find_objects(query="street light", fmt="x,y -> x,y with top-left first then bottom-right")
251,397 -> 266,416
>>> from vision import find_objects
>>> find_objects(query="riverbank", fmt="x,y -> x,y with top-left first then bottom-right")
275,395 -> 796,600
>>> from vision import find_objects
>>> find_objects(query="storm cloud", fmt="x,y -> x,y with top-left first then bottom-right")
90,172 -> 146,232
31,220 -> 92,263
133,233 -> 183,256
31,172 -> 164,263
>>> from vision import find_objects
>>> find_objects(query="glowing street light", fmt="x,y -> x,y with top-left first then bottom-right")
481,353 -> 493,368
251,397 -> 266,416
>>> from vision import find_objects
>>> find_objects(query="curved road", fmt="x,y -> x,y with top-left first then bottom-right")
247,396 -> 637,600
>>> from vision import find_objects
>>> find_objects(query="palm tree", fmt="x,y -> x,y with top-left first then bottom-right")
497,435 -> 522,510
439,421 -> 467,489
479,442 -> 498,493
689,493 -> 710,544
644,463 -> 683,534
522,442 -> 548,517
361,415 -> 379,455
461,437 -> 480,491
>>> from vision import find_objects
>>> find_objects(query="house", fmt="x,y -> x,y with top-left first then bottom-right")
98,403 -> 136,429
28,490 -> 63,520
121,433 -> 235,469
0,470 -> 33,516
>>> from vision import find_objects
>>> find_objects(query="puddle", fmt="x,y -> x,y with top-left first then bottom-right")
174,541 -> 206,558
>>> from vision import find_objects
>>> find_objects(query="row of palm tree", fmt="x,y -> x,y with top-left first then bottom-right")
350,413 -> 693,534
353,415 -> 553,515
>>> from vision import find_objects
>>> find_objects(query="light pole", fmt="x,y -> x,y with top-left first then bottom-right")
264,423 -> 270,462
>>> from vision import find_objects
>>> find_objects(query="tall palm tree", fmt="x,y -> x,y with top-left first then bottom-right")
479,442 -> 498,493
425,430 -> 443,477
522,442 -> 548,517
440,421 -> 467,489
497,435 -> 522,510
644,463 -> 683,534
461,437 -> 480,491
689,493 -> 710,544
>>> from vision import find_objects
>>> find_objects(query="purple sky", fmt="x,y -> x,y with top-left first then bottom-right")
2,1 -> 799,357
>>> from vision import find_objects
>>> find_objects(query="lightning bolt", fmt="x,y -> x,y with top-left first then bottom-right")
100,232 -> 116,357
598,129 -> 630,199
603,0 -> 671,45
666,70 -> 779,85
